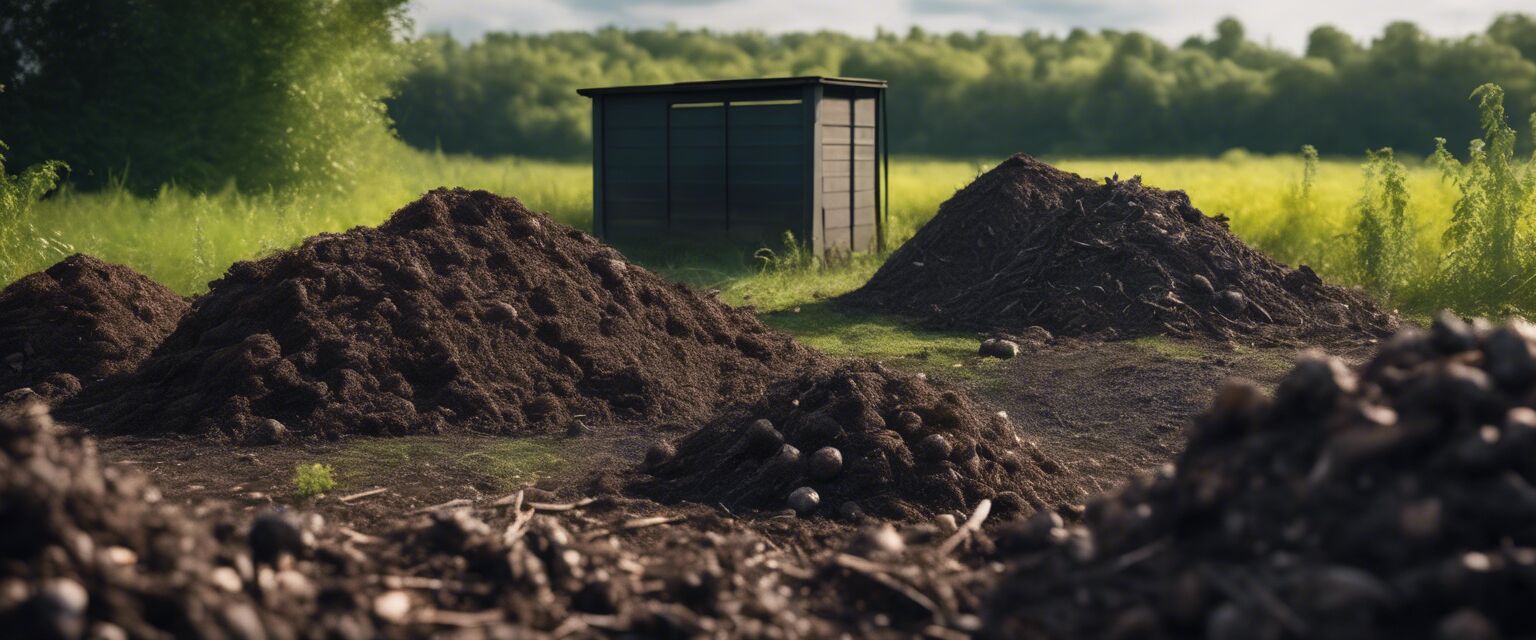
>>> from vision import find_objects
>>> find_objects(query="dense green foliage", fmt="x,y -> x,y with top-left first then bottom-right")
293,463 -> 336,498
0,0 -> 410,192
0,139 -> 65,281
389,15 -> 1536,159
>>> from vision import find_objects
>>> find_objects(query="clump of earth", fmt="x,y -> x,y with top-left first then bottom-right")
0,254 -> 188,402
840,154 -> 1396,343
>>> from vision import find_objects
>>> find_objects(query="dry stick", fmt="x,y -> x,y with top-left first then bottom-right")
338,487 -> 387,503
937,499 -> 992,556
527,497 -> 598,512
409,498 -> 472,515
583,515 -> 683,540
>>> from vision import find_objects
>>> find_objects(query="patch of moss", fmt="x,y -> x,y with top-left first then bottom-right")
761,303 -> 992,379
331,436 -> 567,492
1129,335 -> 1208,362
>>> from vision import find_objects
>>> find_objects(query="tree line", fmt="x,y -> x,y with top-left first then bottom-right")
389,16 -> 1536,160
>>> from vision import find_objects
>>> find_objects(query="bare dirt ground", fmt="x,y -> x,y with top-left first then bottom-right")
90,336 -> 1344,532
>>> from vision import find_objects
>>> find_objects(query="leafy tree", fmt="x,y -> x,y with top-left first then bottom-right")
0,0 -> 410,193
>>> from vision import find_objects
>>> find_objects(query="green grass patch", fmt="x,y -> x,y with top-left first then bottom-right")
330,435 -> 567,492
1129,335 -> 1209,362
760,303 -> 999,378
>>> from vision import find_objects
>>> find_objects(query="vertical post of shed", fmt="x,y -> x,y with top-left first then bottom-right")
591,95 -> 606,238
803,83 -> 824,255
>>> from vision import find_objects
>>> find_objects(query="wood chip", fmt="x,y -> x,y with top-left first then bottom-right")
339,487 -> 388,503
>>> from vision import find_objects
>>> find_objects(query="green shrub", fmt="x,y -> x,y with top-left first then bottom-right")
0,139 -> 67,281
1432,83 -> 1536,311
1353,147 -> 1412,294
293,463 -> 337,498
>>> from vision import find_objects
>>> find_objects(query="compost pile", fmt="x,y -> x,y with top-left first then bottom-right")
636,360 -> 1074,520
840,154 -> 1394,342
0,254 -> 187,402
67,188 -> 813,439
984,314 -> 1536,639
0,402 -> 994,638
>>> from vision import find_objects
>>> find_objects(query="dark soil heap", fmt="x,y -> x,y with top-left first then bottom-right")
635,360 -> 1074,520
0,254 -> 188,401
69,188 -> 813,439
840,154 -> 1394,342
984,314 -> 1536,639
0,402 -> 993,638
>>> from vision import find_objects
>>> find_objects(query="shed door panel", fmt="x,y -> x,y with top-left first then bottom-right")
851,95 -> 879,252
669,104 -> 727,230
603,96 -> 669,231
819,96 -> 853,253
728,102 -> 805,244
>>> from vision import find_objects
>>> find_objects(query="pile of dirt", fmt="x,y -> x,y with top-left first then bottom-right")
0,402 -> 994,638
984,313 -> 1536,638
0,254 -> 188,402
66,188 -> 814,440
840,154 -> 1395,342
634,360 -> 1076,521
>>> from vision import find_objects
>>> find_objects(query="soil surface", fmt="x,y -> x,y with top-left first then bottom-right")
840,154 -> 1396,343
63,189 -> 815,441
0,254 -> 188,402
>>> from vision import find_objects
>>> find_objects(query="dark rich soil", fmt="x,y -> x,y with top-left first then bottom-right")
2,401 -> 998,638
838,154 -> 1396,343
634,359 -> 1075,521
63,189 -> 816,440
984,314 -> 1536,639
0,254 -> 188,402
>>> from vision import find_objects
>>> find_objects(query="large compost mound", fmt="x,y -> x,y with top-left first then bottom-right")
635,360 -> 1074,521
68,188 -> 814,439
0,402 -> 993,638
984,314 -> 1536,638
0,255 -> 187,401
840,154 -> 1394,342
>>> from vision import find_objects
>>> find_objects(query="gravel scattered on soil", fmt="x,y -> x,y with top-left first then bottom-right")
65,188 -> 815,440
984,313 -> 1536,638
840,154 -> 1395,343
0,254 -> 188,402
634,360 -> 1076,520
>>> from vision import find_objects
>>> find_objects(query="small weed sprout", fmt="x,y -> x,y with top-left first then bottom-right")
293,463 -> 336,498
753,231 -> 821,274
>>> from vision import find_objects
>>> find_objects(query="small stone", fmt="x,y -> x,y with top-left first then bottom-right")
934,514 -> 959,532
34,578 -> 88,639
249,510 -> 308,564
861,524 -> 906,553
1216,289 -> 1247,315
251,418 -> 288,445
745,419 -> 783,456
1189,274 -> 1215,296
102,546 -> 137,567
1430,311 -> 1477,354
788,487 -> 820,515
838,501 -> 865,521
483,301 -> 519,323
88,622 -> 128,640
644,441 -> 676,470
211,566 -> 244,593
916,433 -> 953,463
1437,608 -> 1497,640
978,338 -> 1020,359
373,586 -> 411,620
774,444 -> 802,466
807,447 -> 843,481
1484,324 -> 1536,393
891,410 -> 923,436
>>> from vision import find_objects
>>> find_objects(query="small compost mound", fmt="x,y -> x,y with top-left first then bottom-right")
634,360 -> 1073,521
0,255 -> 187,401
840,154 -> 1394,342
984,314 -> 1536,638
68,188 -> 813,439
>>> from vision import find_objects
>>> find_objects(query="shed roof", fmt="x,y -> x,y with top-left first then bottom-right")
576,75 -> 886,97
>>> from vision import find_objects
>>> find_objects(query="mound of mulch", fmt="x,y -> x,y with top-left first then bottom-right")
840,154 -> 1395,342
0,254 -> 188,402
0,401 -> 996,638
634,360 -> 1075,521
66,188 -> 815,440
984,313 -> 1536,639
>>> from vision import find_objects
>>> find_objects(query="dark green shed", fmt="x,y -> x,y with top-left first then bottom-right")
577,76 -> 888,256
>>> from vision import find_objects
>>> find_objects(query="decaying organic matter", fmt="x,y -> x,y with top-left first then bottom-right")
984,314 -> 1536,639
635,360 -> 1075,520
64,189 -> 815,440
0,254 -> 188,402
840,154 -> 1395,342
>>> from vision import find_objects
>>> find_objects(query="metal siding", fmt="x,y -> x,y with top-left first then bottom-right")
668,104 -> 727,231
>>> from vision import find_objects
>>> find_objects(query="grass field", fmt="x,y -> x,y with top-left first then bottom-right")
7,147 -> 1460,315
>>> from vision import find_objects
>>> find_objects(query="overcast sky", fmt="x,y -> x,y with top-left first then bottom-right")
408,0 -> 1531,52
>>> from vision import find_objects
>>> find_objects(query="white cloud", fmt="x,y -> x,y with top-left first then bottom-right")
408,0 -> 1533,52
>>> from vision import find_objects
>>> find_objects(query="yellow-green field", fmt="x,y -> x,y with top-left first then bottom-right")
9,147 -> 1457,313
